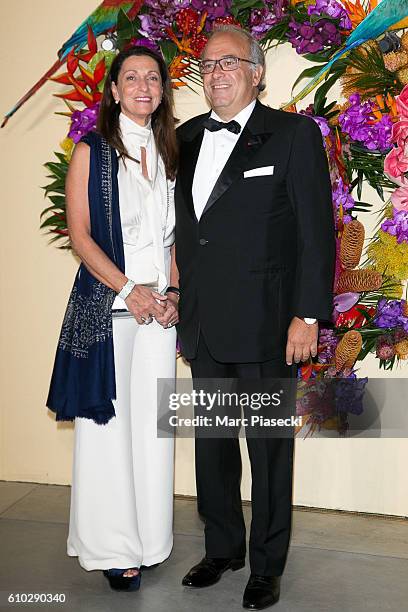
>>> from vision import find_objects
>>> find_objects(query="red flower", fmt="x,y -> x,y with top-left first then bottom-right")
176,8 -> 200,36
335,305 -> 375,329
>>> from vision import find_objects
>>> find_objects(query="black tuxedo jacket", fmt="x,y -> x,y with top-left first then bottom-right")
175,100 -> 335,362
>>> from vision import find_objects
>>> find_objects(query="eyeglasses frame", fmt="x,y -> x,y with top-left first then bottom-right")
198,55 -> 257,75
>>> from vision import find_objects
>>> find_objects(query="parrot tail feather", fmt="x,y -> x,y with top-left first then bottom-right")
280,45 -> 350,111
2,58 -> 63,128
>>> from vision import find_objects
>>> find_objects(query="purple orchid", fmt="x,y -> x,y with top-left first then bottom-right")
332,177 -> 354,225
68,103 -> 99,144
139,0 -> 190,40
132,37 -> 160,52
249,1 -> 289,39
287,18 -> 341,54
339,94 -> 393,152
381,210 -> 408,243
191,0 -> 232,19
374,299 -> 408,332
308,0 -> 352,30
334,376 -> 367,415
300,106 -> 331,140
318,328 -> 339,364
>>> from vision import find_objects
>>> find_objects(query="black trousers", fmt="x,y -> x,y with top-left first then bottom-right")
190,333 -> 296,577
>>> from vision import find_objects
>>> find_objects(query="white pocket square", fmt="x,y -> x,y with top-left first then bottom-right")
243,166 -> 274,178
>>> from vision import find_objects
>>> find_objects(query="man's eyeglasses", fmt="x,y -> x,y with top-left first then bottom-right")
199,56 -> 256,75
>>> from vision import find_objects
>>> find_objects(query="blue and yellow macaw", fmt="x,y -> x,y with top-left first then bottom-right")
282,0 -> 408,110
2,0 -> 143,127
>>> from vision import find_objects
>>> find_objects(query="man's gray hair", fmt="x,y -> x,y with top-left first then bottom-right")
207,24 -> 266,93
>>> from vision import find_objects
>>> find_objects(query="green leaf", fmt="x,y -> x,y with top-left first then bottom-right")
159,40 -> 178,66
231,0 -> 264,17
355,307 -> 374,322
313,72 -> 339,115
44,182 -> 65,197
302,51 -> 332,63
40,216 -> 65,229
47,195 -> 65,207
43,162 -> 67,180
40,204 -> 65,218
116,8 -> 136,49
357,170 -> 363,201
292,64 -> 323,95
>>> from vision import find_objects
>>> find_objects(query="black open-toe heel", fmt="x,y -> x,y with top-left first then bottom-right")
103,568 -> 141,591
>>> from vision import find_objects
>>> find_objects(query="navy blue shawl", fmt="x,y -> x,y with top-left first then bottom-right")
47,131 -> 125,424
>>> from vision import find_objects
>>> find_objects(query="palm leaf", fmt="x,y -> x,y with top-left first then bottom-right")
342,42 -> 402,100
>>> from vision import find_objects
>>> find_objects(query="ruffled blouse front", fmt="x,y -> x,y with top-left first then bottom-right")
112,113 -> 175,308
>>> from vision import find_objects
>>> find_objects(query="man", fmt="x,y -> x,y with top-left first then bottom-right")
174,25 -> 335,610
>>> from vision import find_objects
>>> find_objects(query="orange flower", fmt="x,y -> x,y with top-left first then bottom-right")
168,55 -> 190,89
371,93 -> 398,120
166,11 -> 208,59
343,0 -> 378,29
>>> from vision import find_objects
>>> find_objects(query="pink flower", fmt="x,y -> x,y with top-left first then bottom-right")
396,84 -> 408,119
391,185 -> 408,212
384,146 -> 408,184
391,119 -> 408,152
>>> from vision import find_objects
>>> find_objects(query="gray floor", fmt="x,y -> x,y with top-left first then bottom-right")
0,482 -> 407,611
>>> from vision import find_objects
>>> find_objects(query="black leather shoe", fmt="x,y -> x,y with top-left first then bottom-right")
242,574 -> 281,610
182,557 -> 245,588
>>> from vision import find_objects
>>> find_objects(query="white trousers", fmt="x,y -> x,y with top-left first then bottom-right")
67,314 -> 176,571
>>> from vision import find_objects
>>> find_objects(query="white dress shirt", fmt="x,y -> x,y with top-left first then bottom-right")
192,99 -> 256,220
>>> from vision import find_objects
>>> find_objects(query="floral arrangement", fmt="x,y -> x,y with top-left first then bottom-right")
35,0 -> 408,435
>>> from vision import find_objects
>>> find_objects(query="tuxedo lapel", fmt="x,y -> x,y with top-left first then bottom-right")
201,101 -> 273,217
179,130 -> 204,221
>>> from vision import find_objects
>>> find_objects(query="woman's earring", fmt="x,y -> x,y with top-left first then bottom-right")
115,99 -> 120,105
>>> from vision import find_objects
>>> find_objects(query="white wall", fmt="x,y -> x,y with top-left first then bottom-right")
1,1 -> 407,516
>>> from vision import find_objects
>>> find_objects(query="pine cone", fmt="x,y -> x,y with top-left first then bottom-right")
335,330 -> 362,371
336,269 -> 383,294
340,220 -> 365,270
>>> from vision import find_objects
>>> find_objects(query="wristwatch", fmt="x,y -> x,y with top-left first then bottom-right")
303,317 -> 317,325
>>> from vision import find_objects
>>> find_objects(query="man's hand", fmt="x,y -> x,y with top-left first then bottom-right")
286,317 -> 318,365
155,292 -> 179,329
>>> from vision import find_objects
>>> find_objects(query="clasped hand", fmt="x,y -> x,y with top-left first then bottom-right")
125,285 -> 179,328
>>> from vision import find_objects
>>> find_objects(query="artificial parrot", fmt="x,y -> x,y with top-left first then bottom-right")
282,0 -> 408,109
1,0 -> 144,127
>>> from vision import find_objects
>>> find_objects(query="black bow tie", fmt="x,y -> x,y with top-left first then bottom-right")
203,117 -> 241,135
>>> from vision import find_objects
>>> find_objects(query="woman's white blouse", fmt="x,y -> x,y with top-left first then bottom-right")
112,113 -> 175,309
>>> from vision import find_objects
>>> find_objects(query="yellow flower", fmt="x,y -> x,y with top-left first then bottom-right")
366,230 -> 408,282
60,137 -> 74,161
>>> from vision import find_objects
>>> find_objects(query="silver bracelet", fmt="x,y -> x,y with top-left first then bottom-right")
118,279 -> 136,301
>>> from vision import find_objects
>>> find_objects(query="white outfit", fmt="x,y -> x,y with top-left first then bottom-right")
192,99 -> 256,220
67,114 -> 176,571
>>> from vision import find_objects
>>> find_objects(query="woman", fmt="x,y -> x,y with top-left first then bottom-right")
47,46 -> 179,591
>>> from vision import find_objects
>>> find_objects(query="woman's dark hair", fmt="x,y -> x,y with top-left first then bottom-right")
97,46 -> 178,180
